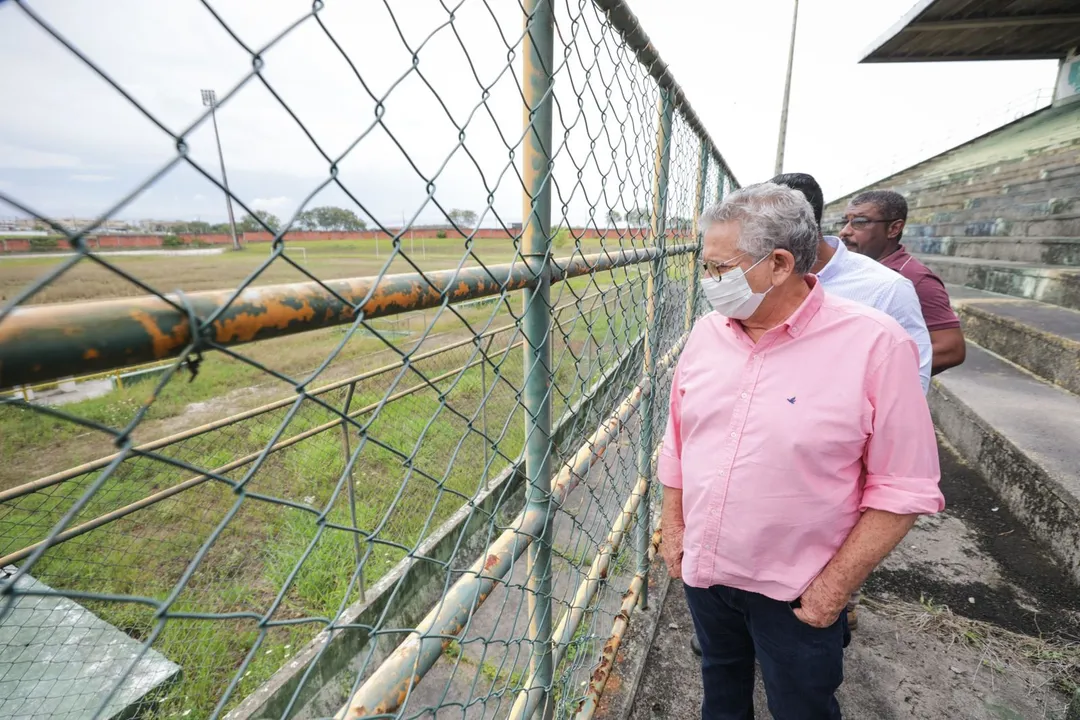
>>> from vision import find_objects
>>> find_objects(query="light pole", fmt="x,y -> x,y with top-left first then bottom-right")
201,89 -> 240,251
774,0 -> 800,176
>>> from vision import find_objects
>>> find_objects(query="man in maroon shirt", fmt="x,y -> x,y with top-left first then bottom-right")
838,190 -> 966,374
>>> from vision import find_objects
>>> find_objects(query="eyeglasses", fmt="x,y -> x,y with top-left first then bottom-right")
701,252 -> 749,280
834,217 -> 899,233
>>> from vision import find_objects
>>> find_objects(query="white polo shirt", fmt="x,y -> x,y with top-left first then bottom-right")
816,236 -> 932,394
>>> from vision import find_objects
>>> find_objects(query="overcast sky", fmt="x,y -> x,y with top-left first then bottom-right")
0,0 -> 1058,228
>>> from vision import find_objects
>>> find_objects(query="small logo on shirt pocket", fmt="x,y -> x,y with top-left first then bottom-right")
787,396 -> 796,404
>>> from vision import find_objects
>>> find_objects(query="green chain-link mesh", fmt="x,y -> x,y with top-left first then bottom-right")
0,1 -> 734,718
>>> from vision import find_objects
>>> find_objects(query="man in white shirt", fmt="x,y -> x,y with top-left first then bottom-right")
772,173 -> 932,393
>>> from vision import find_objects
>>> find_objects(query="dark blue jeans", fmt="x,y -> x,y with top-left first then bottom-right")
684,583 -> 848,720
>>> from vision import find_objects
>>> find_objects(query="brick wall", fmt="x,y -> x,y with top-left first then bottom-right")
1,227 -> 643,253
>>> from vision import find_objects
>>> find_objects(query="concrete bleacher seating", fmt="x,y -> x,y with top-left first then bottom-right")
823,101 -> 1080,583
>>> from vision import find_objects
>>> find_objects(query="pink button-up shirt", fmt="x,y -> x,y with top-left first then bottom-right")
658,277 -> 943,601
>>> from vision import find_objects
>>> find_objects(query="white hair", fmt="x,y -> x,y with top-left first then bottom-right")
700,182 -> 819,274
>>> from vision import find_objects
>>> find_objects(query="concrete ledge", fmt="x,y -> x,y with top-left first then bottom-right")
907,236 -> 1080,266
906,214 -> 1080,240
930,344 -> 1080,584
0,567 -> 181,720
921,256 -> 1080,311
953,299 -> 1080,396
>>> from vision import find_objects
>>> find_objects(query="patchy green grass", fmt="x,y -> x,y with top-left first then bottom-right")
0,238 -> 676,718
2,346 -> 534,718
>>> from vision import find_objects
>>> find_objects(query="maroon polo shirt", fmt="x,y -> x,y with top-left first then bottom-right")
880,245 -> 960,331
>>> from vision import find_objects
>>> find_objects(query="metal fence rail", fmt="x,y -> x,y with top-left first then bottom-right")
0,1 -> 734,719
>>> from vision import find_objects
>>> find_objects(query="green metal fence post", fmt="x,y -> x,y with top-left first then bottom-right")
522,0 -> 555,717
685,141 -> 710,331
637,88 -> 674,611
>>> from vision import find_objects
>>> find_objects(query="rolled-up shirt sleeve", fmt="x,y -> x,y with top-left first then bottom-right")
657,361 -> 684,490
861,337 -> 945,515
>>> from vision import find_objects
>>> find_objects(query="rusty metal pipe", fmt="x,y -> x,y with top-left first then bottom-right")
574,528 -> 662,720
0,289 -> 642,569
508,469 -> 649,720
508,336 -> 687,720
0,286 -> 616,505
335,383 -> 647,720
0,245 -> 689,390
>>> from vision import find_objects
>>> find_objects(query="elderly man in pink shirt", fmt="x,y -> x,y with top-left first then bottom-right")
659,182 -> 943,719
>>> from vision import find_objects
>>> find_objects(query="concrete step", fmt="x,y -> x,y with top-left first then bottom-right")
919,255 -> 1080,311
904,175 -> 1080,216
926,156 -> 1079,189
1,566 -> 181,718
965,185 -> 1080,213
906,213 -> 1080,241
949,286 -> 1080,395
930,343 -> 1080,585
893,150 -> 1080,200
912,199 -> 1080,225
906,236 -> 1080,265
823,173 -> 1080,226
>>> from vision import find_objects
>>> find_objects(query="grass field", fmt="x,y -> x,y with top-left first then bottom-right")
0,236 -> 617,304
0,236 -> 693,718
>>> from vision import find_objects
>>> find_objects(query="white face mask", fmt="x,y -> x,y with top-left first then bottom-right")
700,253 -> 773,320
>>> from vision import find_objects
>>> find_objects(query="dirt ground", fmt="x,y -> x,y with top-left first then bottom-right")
621,438 -> 1080,720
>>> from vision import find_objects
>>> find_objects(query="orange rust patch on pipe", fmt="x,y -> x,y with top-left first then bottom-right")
362,283 -> 437,315
130,310 -> 190,358
213,297 -> 316,343
484,554 -> 500,571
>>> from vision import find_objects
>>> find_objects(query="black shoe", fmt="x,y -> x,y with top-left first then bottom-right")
690,633 -> 702,657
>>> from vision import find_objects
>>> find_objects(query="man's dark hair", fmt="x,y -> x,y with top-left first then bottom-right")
850,190 -> 908,227
770,173 -> 823,228
846,191 -> 907,241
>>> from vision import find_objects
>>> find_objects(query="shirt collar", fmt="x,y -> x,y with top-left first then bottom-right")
724,275 -> 825,339
815,236 -> 846,282
879,244 -> 910,269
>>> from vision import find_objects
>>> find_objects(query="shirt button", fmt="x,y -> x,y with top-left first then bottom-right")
730,432 -> 737,438
740,392 -> 748,399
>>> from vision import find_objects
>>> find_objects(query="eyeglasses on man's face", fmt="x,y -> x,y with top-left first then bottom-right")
834,217 -> 899,233
701,252 -> 750,280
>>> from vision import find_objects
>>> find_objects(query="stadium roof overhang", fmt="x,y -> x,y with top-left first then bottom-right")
861,0 -> 1080,63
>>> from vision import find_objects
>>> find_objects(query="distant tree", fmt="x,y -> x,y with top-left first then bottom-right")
296,206 -> 366,232
209,222 -> 232,234
240,210 -> 282,233
669,216 -> 693,234
607,209 -> 623,227
294,209 -> 318,231
626,207 -> 650,227
448,209 -> 478,228
553,226 -> 573,249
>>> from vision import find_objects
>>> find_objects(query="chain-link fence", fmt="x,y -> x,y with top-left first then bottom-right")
0,1 -> 735,718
